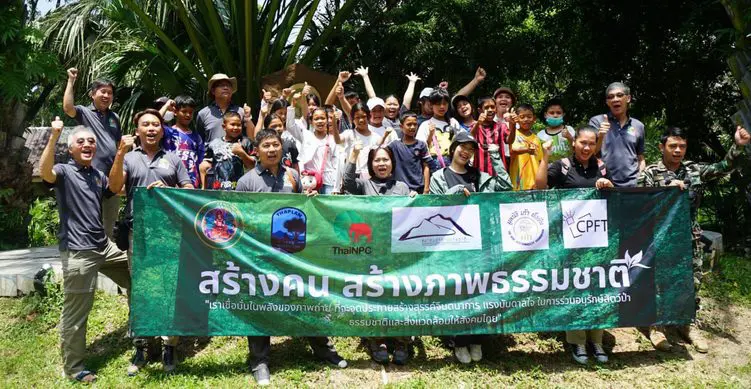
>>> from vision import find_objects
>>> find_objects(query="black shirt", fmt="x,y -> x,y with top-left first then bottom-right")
443,167 -> 478,192
547,156 -> 610,189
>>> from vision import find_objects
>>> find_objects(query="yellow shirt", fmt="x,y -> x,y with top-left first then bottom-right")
510,130 -> 543,190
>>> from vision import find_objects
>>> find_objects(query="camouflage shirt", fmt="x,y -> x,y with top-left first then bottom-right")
638,144 -> 743,226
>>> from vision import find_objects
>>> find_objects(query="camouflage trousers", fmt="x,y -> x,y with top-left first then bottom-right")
692,238 -> 705,311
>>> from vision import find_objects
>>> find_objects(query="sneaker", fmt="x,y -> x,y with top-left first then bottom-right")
454,346 -> 471,364
469,344 -> 483,362
252,363 -> 271,386
392,345 -> 409,365
648,327 -> 673,351
371,343 -> 390,365
127,347 -> 147,376
591,343 -> 608,363
322,351 -> 348,368
571,343 -> 588,365
678,324 -> 708,353
162,345 -> 176,373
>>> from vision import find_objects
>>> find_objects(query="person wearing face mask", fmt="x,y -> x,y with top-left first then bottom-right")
108,108 -> 194,376
428,132 -> 511,364
537,98 -> 575,163
534,125 -> 614,365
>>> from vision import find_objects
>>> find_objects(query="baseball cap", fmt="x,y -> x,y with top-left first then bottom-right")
419,87 -> 434,99
449,131 -> 479,156
367,97 -> 385,110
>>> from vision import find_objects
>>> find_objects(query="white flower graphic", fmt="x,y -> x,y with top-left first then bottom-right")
610,250 -> 650,269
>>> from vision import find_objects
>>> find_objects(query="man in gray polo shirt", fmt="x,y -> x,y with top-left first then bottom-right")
40,117 -> 131,383
195,73 -> 255,143
236,129 -> 346,386
108,108 -> 193,375
588,82 -> 646,187
63,67 -> 122,238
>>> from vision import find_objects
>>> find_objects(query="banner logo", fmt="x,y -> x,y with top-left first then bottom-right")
194,201 -> 243,249
332,211 -> 373,255
500,202 -> 549,252
391,205 -> 482,253
271,207 -> 307,253
561,200 -> 608,249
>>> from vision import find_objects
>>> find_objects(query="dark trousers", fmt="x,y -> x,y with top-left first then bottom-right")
247,336 -> 336,369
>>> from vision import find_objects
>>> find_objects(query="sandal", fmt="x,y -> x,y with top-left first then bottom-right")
73,370 -> 97,383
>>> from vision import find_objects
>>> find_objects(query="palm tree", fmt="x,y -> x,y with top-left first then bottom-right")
40,0 -> 356,129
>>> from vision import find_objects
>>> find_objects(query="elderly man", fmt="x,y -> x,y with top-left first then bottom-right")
63,68 -> 122,239
195,73 -> 255,142
638,125 -> 749,353
40,117 -> 131,383
109,108 -> 194,375
589,82 -> 645,187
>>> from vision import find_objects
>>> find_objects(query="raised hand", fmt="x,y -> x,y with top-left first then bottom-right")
231,142 -> 245,156
428,122 -> 436,137
478,111 -> 487,124
51,116 -> 64,135
562,127 -> 574,143
735,125 -> 750,145
505,108 -> 518,123
542,140 -> 553,156
262,89 -> 272,102
301,82 -> 311,97
282,87 -> 293,99
338,71 -> 351,83
335,82 -> 344,97
67,68 -> 78,81
599,114 -> 610,136
474,67 -> 486,82
119,135 -> 136,152
354,66 -> 369,77
353,141 -> 364,154
438,81 -> 448,90
383,126 -> 394,139
243,103 -> 252,120
406,72 -> 421,83
527,141 -> 538,154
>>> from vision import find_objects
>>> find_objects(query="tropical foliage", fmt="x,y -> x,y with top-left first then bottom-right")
40,0 -> 357,130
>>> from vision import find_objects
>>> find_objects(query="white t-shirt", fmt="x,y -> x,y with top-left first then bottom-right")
340,129 -> 382,176
416,117 -> 462,159
537,126 -> 575,162
369,124 -> 398,144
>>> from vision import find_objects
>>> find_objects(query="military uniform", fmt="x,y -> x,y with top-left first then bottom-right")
638,144 -> 743,298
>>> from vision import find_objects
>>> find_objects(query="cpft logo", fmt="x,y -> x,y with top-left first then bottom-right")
560,200 -> 608,249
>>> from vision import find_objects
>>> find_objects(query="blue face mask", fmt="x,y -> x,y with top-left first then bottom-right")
545,116 -> 564,127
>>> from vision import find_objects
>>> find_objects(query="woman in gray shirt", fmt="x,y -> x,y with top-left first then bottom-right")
343,143 -> 412,196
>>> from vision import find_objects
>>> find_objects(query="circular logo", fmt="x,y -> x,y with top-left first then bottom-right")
194,201 -> 243,249
510,215 -> 543,246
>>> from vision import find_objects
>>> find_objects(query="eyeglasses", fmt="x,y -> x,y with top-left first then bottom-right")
606,92 -> 627,100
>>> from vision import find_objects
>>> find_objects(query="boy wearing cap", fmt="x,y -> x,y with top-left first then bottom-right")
196,73 -> 255,143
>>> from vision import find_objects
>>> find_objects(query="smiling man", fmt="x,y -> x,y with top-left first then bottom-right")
638,125 -> 749,353
195,73 -> 255,143
588,82 -> 645,187
40,117 -> 131,383
63,67 -> 122,239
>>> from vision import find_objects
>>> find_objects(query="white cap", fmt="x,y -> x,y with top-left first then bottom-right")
367,97 -> 385,110
419,87 -> 434,99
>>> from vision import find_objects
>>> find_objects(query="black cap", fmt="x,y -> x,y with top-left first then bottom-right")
449,131 -> 479,157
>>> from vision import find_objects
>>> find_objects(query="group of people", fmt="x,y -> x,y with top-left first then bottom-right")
44,65 -> 750,385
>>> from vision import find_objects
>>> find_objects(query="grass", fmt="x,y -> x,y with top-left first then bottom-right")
1,254 -> 751,388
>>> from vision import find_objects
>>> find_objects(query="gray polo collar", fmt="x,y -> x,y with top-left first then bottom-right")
254,163 -> 284,176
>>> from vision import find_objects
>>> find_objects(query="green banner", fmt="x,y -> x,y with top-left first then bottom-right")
131,187 -> 695,337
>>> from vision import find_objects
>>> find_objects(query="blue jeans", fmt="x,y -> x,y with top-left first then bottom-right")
320,184 -> 336,194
